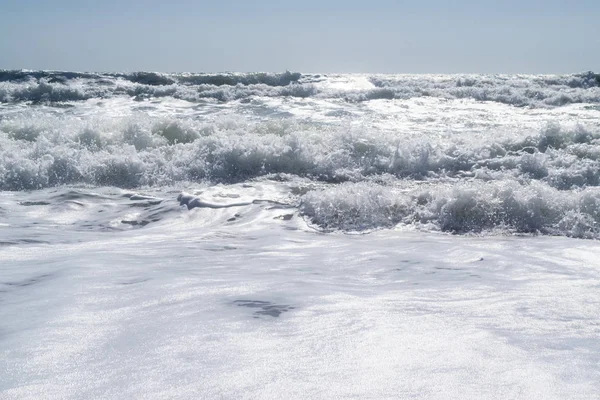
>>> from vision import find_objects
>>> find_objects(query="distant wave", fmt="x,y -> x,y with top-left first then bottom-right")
0,70 -> 598,107
0,70 -> 302,86
0,70 -> 306,103
364,71 -> 600,107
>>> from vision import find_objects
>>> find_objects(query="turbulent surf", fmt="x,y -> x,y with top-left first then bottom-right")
2,70 -> 600,399
1,70 -> 600,237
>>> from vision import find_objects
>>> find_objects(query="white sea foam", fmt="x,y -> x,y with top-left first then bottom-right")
2,201 -> 600,399
2,80 -> 600,237
300,180 -> 600,238
2,70 -> 600,399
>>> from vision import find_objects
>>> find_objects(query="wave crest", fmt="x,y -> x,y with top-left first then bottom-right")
2,115 -> 600,191
300,181 -> 600,239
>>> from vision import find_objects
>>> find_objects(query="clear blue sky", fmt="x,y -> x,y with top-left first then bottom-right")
1,0 -> 598,73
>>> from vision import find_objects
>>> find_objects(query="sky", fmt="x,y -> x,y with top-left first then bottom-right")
0,0 -> 598,74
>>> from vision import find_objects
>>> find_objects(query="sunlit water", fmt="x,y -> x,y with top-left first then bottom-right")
1,70 -> 600,399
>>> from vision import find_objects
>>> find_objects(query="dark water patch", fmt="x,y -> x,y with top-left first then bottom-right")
393,260 -> 422,272
126,194 -> 157,200
233,300 -> 295,318
3,273 -> 52,288
47,158 -> 85,186
0,70 -> 101,83
132,105 -> 158,112
65,200 -> 85,207
176,71 -> 302,87
51,190 -> 112,202
290,186 -> 314,196
124,72 -> 175,86
121,219 -> 153,227
123,194 -> 164,207
49,103 -> 76,109
127,202 -> 178,227
119,278 -> 151,285
93,161 -> 144,188
128,200 -> 163,208
325,110 -> 354,117
205,245 -> 238,252
274,213 -> 294,221
227,213 -> 241,222
0,239 -> 51,246
19,201 -> 51,206
400,260 -> 421,265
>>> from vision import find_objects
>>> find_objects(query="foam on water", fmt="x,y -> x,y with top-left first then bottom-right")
300,180 -> 600,238
2,70 -> 600,399
2,71 -> 600,237
2,213 -> 600,399
1,110 -> 598,189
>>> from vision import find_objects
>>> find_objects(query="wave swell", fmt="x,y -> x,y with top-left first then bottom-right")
1,70 -> 598,107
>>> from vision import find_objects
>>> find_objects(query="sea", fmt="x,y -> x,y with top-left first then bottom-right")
1,70 -> 600,399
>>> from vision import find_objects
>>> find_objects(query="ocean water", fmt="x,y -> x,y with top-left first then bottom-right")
1,70 -> 600,399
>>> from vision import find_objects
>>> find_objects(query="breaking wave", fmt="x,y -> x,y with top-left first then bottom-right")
1,111 -> 600,191
2,69 -> 600,239
299,180 -> 600,239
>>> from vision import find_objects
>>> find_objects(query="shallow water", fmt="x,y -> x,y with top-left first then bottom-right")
2,216 -> 600,399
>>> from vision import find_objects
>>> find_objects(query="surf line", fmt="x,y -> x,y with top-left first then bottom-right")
177,193 -> 291,210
